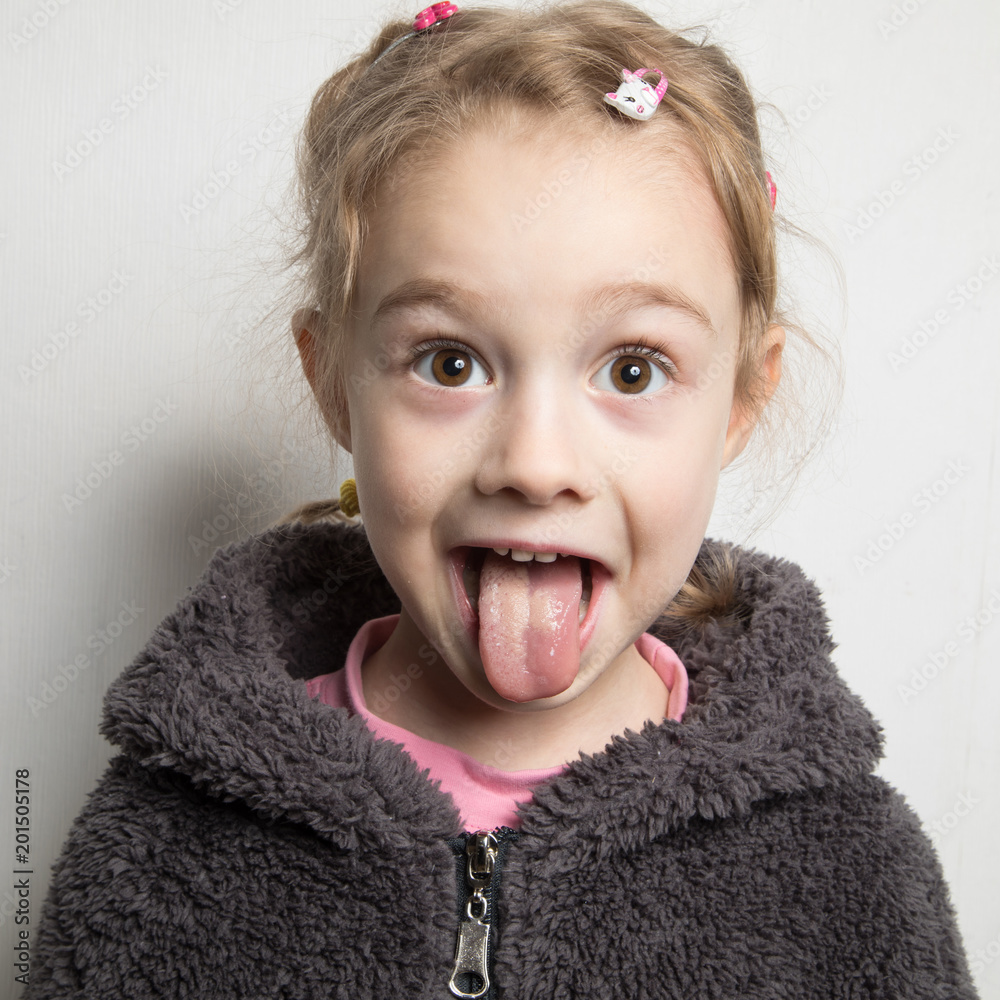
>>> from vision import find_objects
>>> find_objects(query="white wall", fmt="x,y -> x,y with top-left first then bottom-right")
2,1 -> 997,996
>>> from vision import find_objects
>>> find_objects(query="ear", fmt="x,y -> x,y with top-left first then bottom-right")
721,323 -> 785,468
292,308 -> 353,453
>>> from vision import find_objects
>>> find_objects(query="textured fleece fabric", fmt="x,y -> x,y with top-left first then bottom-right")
305,614 -> 689,832
28,522 -> 978,1000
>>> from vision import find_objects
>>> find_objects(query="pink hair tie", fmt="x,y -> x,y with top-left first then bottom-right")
766,170 -> 777,211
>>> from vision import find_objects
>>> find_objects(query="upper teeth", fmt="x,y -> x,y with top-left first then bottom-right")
494,547 -> 558,563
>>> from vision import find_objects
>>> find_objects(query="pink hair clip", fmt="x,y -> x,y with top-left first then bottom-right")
372,4 -> 458,66
766,171 -> 777,210
413,3 -> 457,30
604,67 -> 668,121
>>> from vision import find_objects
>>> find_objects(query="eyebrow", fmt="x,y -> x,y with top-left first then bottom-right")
583,280 -> 718,340
370,277 -> 718,339
370,279 -> 489,328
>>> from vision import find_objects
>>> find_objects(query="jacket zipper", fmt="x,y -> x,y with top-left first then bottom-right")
447,827 -> 517,999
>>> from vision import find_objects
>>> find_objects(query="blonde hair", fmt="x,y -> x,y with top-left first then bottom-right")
283,0 -> 832,624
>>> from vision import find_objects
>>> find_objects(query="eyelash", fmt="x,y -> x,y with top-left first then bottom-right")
407,337 -> 483,367
406,337 -> 679,385
604,342 -> 679,381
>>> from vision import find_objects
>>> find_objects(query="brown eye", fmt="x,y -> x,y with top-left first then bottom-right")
431,349 -> 472,386
414,344 -> 489,387
610,356 -> 651,394
593,351 -> 670,395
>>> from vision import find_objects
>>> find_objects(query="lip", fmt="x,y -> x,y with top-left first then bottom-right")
447,543 -> 611,654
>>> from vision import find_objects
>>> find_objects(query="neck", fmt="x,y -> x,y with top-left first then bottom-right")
361,613 -> 668,770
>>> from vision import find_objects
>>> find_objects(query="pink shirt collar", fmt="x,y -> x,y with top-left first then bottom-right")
306,615 -> 688,831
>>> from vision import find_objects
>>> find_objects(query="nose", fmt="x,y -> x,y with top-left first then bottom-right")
475,383 -> 597,506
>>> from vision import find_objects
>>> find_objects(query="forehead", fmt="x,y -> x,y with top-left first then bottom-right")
354,115 -> 740,343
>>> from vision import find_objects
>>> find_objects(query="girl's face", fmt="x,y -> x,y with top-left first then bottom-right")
327,121 -> 776,712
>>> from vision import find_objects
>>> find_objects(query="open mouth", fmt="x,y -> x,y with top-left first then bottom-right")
449,545 -> 609,702
458,546 -> 595,625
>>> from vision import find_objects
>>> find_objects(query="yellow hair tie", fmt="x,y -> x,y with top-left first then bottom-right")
339,478 -> 360,518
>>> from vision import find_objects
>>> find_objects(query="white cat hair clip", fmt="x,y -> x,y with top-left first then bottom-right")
604,67 -> 668,121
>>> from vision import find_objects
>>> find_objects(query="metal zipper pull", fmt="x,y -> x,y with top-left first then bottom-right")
448,831 -> 497,999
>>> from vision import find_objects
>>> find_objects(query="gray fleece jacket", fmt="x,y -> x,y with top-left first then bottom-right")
28,521 -> 977,999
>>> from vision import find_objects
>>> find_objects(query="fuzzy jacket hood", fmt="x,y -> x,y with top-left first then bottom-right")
100,521 -> 884,862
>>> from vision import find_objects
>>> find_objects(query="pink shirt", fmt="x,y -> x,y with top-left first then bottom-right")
306,615 -> 688,832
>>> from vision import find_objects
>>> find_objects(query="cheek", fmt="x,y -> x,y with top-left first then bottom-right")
625,458 -> 719,620
687,353 -> 742,457
659,376 -> 737,464
624,392 -> 731,542
350,408 -> 426,528
346,381 -> 470,529
633,447 -> 720,532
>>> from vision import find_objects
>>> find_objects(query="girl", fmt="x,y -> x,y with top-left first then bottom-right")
28,2 -> 978,997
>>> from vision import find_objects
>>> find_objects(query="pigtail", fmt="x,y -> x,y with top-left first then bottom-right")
276,498 -> 354,526
660,544 -> 741,632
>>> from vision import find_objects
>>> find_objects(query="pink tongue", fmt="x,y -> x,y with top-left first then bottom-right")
477,551 -> 583,702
